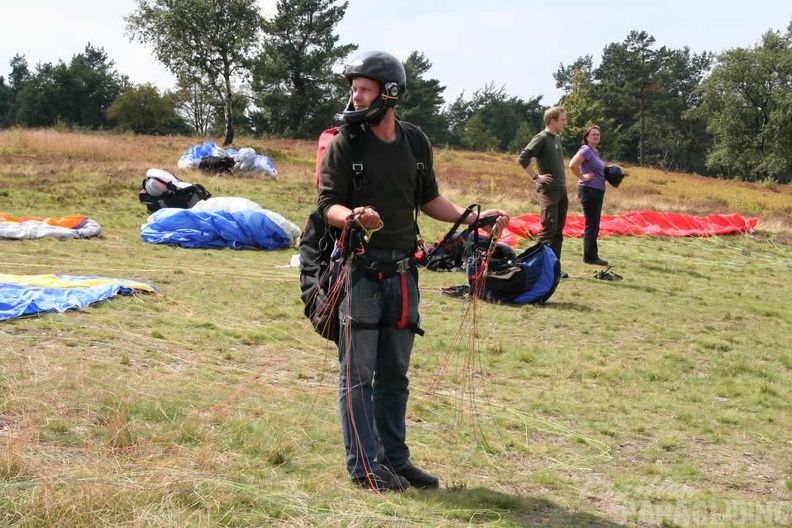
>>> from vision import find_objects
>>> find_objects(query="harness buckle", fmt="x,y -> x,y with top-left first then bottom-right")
396,257 -> 412,273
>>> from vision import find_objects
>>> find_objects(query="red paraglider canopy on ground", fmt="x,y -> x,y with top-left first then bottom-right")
498,211 -> 758,247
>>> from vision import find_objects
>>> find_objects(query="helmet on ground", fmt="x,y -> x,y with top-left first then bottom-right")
144,178 -> 168,197
342,50 -> 406,125
144,168 -> 178,196
604,164 -> 625,188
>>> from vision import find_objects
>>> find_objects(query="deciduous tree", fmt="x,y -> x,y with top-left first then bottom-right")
172,75 -> 218,135
106,84 -> 186,134
126,0 -> 263,145
698,23 -> 792,183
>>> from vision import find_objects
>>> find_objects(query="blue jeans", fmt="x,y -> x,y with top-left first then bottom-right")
337,247 -> 420,477
577,185 -> 605,262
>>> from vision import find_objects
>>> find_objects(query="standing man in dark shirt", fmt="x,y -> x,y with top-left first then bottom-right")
318,50 -> 510,492
518,106 -> 569,277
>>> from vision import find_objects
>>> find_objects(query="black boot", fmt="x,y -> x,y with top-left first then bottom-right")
352,466 -> 410,492
391,462 -> 439,489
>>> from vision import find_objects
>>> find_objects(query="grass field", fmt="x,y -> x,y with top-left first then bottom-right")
1,129 -> 791,527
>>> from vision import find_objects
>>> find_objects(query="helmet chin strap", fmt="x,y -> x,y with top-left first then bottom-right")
341,89 -> 394,125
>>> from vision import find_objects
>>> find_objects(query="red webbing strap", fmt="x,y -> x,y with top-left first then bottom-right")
397,272 -> 409,329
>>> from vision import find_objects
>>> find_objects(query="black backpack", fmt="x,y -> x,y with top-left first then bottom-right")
138,173 -> 212,213
198,155 -> 235,175
299,122 -> 430,343
467,241 -> 560,304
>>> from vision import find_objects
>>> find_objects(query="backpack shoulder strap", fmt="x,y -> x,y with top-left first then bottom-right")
337,124 -> 366,206
331,121 -> 430,217
338,121 -> 429,185
398,121 -> 432,178
397,120 -> 432,236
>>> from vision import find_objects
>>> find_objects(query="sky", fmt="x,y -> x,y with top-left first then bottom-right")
2,0 -> 791,108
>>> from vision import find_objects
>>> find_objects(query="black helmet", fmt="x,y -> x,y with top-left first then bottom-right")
604,164 -> 625,188
342,50 -> 406,125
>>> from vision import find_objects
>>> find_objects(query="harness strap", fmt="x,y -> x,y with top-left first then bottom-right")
397,271 -> 408,329
356,255 -> 423,335
347,318 -> 424,335
363,257 -> 415,279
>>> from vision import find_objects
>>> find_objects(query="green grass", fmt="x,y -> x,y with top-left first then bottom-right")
1,129 -> 791,526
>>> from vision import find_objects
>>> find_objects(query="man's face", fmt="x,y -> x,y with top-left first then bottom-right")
552,111 -> 567,133
350,77 -> 380,110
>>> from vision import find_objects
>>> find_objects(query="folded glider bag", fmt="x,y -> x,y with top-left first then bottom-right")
0,274 -> 157,321
0,214 -> 102,239
140,207 -> 296,250
499,211 -> 758,246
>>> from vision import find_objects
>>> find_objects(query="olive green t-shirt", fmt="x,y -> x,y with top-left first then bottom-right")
524,130 -> 566,190
317,123 -> 439,251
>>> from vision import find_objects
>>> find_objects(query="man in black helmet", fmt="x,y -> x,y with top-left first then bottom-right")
317,50 -> 509,492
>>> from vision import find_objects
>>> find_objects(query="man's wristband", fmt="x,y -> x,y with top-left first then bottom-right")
532,173 -> 539,181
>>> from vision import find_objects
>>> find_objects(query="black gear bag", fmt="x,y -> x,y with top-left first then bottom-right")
138,171 -> 211,213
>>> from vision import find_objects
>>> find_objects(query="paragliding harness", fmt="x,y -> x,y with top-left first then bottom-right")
415,203 -> 500,271
138,173 -> 211,213
299,122 -> 430,343
442,219 -> 561,305
467,239 -> 561,304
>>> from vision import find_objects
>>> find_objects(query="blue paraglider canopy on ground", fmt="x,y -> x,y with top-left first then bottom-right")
177,142 -> 277,177
140,197 -> 301,250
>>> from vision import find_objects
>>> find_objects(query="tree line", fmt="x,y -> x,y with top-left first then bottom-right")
0,0 -> 790,184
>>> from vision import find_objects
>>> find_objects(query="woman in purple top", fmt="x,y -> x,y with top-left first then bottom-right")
569,125 -> 609,266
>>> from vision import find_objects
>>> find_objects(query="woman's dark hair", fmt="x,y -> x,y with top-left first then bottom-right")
581,125 -> 600,146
